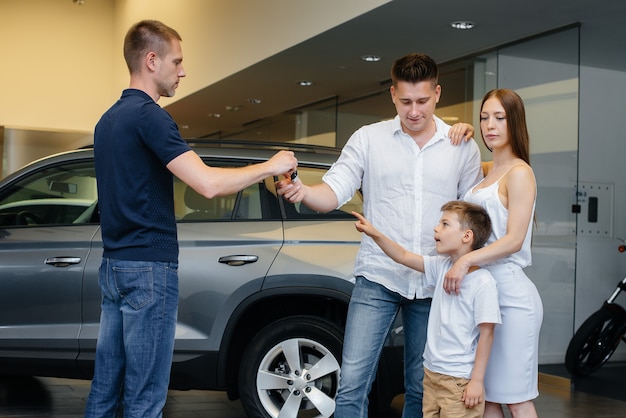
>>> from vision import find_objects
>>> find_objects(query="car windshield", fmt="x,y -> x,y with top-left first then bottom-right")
0,161 -> 98,226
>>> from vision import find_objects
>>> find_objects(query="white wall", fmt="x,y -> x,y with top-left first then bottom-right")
0,0 -> 390,134
0,0 -> 115,133
112,0 -> 391,109
0,0 -> 389,174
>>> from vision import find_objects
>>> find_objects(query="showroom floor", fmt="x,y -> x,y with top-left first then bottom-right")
1,363 -> 625,417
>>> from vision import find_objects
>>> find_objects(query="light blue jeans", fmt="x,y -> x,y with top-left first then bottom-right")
85,258 -> 179,418
334,276 -> 431,418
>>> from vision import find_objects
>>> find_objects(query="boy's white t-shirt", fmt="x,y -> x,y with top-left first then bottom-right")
422,255 -> 501,379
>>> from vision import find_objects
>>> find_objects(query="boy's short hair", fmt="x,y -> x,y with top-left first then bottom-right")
390,53 -> 439,88
441,201 -> 492,250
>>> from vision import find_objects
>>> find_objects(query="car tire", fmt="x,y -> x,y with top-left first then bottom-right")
239,315 -> 343,418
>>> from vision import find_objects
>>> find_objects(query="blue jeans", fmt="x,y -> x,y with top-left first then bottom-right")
85,258 -> 179,418
334,276 -> 431,418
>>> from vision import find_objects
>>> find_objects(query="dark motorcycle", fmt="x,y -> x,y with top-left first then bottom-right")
565,242 -> 626,377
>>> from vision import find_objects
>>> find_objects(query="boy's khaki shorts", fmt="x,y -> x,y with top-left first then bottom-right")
423,367 -> 485,418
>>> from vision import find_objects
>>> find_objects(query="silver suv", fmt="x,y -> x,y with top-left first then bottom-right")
0,142 -> 404,418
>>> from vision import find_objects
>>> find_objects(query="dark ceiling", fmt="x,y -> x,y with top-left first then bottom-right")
164,0 -> 626,140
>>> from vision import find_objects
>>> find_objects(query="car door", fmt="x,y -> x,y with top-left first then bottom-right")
77,158 -> 285,368
172,168 -> 284,355
0,159 -> 99,372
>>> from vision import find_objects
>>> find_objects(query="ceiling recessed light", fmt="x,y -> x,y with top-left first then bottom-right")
361,54 -> 381,62
450,21 -> 476,30
297,80 -> 313,87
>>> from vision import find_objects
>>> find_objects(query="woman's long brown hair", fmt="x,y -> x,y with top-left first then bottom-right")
481,89 -> 531,165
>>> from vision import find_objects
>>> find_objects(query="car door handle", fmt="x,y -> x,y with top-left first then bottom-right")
218,255 -> 259,266
45,257 -> 82,267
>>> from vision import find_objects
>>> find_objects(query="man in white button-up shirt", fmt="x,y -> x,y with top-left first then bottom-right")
278,53 -> 483,418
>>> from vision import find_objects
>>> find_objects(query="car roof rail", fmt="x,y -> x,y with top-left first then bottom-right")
184,139 -> 341,155
78,140 -> 339,155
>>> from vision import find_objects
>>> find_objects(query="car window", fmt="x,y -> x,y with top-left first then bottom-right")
265,165 -> 363,220
175,158 -> 273,222
0,161 -> 98,227
0,156 -> 361,227
177,180 -> 264,221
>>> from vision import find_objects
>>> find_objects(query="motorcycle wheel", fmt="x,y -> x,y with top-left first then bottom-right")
565,306 -> 624,377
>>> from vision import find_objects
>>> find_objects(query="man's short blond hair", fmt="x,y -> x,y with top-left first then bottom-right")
123,20 -> 182,74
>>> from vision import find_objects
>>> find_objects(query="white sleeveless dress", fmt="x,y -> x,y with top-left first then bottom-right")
464,170 -> 543,404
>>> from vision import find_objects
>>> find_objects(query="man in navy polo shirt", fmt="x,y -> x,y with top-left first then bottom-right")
85,20 -> 297,418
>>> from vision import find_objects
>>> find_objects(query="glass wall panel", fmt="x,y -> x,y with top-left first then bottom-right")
492,28 -> 579,363
224,97 -> 339,147
336,91 -> 391,148
436,28 -> 579,364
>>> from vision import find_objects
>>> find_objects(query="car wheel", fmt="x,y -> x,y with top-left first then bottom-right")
239,315 -> 343,418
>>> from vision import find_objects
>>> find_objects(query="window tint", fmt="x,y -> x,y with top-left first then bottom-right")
177,180 -> 264,221
0,161 -> 98,227
267,166 -> 363,220
0,156 -> 360,227
175,158 -> 272,222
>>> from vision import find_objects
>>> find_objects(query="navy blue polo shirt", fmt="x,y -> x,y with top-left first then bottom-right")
94,89 -> 192,262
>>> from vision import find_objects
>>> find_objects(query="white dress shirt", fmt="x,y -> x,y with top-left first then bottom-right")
323,115 -> 482,299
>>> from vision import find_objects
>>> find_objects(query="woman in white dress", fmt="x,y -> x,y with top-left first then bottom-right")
443,89 -> 543,418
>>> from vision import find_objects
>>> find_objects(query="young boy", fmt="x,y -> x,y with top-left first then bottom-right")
352,200 -> 501,417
